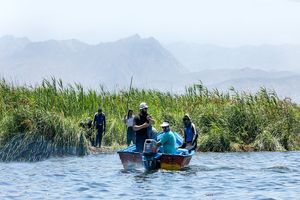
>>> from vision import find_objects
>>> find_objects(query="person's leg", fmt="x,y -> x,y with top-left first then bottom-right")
99,130 -> 103,147
135,140 -> 143,152
133,131 -> 136,144
99,126 -> 104,147
135,137 -> 144,152
95,129 -> 100,147
127,128 -> 131,146
135,135 -> 147,152
128,127 -> 136,145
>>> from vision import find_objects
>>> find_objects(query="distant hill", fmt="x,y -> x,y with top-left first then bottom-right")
1,35 -> 300,102
0,35 -> 30,58
0,35 -> 186,90
184,68 -> 297,85
209,74 -> 300,102
178,68 -> 300,102
166,42 -> 300,72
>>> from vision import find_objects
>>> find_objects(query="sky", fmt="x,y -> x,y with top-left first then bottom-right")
0,0 -> 300,46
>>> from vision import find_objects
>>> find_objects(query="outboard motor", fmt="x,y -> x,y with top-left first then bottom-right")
142,139 -> 158,170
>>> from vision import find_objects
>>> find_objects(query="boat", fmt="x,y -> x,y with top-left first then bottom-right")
143,145 -> 194,170
142,132 -> 195,171
117,145 -> 142,170
117,127 -> 158,170
118,132 -> 194,170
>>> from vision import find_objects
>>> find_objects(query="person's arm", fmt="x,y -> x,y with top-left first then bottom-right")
147,115 -> 155,125
133,116 -> 149,131
156,141 -> 162,147
192,123 -> 197,142
158,133 -> 168,146
103,115 -> 106,131
133,122 -> 149,131
123,115 -> 127,124
93,114 -> 96,128
184,129 -> 187,143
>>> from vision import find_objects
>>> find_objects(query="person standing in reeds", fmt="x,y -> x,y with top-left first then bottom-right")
182,114 -> 198,151
93,108 -> 106,148
123,109 -> 136,146
133,102 -> 155,152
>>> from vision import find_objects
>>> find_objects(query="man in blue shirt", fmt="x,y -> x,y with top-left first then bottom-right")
156,122 -> 176,154
93,108 -> 106,147
182,114 -> 198,151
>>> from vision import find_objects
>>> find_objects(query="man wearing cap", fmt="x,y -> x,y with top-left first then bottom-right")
133,102 -> 155,152
93,108 -> 106,148
156,122 -> 176,154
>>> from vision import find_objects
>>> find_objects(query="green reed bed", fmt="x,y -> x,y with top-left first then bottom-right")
1,78 -> 300,161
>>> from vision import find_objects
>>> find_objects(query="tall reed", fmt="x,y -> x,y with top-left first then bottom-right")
1,78 -> 300,162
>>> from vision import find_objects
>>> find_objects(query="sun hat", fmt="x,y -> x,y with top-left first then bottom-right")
160,121 -> 170,127
139,102 -> 148,110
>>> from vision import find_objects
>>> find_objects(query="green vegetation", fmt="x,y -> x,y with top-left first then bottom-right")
1,78 -> 300,161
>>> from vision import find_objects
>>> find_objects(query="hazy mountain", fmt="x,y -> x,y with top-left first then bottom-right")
209,75 -> 300,102
184,68 -> 297,85
166,43 -> 300,72
0,35 -> 30,58
0,35 -> 186,90
1,35 -> 300,102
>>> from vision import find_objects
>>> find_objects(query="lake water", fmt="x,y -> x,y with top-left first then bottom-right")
0,151 -> 299,199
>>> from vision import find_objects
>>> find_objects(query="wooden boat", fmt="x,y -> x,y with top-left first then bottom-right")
118,132 -> 194,170
143,148 -> 194,170
117,145 -> 142,170
159,150 -> 194,170
117,127 -> 159,170
142,132 -> 194,171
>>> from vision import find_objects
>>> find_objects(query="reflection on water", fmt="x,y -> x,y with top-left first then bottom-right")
0,152 -> 300,199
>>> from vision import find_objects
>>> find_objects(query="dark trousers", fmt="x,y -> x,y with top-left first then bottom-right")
95,126 -> 103,147
127,127 -> 136,146
135,134 -> 147,153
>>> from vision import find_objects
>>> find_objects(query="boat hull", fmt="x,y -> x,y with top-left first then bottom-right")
117,151 -> 142,169
160,154 -> 192,170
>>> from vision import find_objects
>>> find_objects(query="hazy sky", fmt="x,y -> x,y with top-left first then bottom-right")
0,0 -> 299,46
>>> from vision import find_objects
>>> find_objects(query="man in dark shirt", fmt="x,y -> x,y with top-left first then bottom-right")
93,108 -> 106,147
133,102 -> 155,152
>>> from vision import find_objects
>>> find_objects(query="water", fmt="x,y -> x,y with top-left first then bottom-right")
0,151 -> 299,200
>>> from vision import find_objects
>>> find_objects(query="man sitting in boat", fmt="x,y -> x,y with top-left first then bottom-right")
156,122 -> 176,154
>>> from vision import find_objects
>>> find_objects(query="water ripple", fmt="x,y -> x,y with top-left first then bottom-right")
262,165 -> 294,173
0,151 -> 299,199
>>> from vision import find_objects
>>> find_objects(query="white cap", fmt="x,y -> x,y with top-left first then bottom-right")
139,102 -> 148,110
160,122 -> 170,127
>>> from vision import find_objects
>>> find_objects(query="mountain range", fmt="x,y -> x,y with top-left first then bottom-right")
0,34 -> 185,90
166,42 -> 300,72
0,35 -> 300,102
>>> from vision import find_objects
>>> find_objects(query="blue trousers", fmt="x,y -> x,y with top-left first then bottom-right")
95,126 -> 104,147
127,127 -> 136,146
135,134 -> 147,153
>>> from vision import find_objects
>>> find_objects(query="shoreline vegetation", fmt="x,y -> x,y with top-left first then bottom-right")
1,78 -> 300,162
